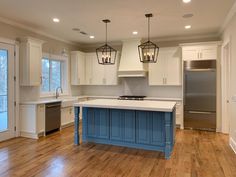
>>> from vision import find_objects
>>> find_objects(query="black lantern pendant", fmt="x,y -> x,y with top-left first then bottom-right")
138,13 -> 159,63
96,19 -> 117,65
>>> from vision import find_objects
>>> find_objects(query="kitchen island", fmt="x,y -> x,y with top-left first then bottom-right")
74,99 -> 176,159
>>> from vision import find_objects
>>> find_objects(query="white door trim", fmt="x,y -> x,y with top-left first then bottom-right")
221,38 -> 231,134
0,39 -> 20,141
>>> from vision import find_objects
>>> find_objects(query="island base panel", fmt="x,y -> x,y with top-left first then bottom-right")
74,107 -> 175,159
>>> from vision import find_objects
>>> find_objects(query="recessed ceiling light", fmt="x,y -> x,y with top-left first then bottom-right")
132,31 -> 138,35
185,25 -> 191,29
89,36 -> 95,39
53,18 -> 60,23
183,0 -> 191,3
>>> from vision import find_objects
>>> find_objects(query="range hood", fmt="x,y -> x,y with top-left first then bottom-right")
118,39 -> 147,77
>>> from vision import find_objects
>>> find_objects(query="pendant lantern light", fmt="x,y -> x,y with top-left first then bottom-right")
96,19 -> 117,65
138,13 -> 159,63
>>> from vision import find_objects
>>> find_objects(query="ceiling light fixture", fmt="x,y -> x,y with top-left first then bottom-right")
53,18 -> 60,23
138,13 -> 159,63
185,25 -> 192,29
183,0 -> 191,3
89,35 -> 95,39
133,31 -> 138,35
96,19 -> 117,65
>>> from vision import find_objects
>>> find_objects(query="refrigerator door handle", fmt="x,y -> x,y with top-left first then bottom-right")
188,111 -> 215,114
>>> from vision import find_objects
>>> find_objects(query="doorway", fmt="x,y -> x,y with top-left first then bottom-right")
222,41 -> 231,134
0,42 -> 15,142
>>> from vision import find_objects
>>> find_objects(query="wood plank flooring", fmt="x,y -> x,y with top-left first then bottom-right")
0,125 -> 236,177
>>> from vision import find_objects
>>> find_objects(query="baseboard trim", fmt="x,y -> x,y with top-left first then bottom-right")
20,131 -> 39,139
61,122 -> 74,129
230,137 -> 236,154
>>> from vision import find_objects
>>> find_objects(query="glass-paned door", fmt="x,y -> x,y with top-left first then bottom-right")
0,43 -> 15,142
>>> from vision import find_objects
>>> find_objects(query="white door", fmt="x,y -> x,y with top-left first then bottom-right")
0,43 -> 15,142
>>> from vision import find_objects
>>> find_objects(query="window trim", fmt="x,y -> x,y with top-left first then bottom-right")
40,53 -> 69,97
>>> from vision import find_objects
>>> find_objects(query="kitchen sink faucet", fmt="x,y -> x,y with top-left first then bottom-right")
56,87 -> 63,99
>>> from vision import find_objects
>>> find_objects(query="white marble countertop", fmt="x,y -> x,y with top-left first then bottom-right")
20,97 -> 78,105
20,95 -> 182,105
74,99 -> 176,112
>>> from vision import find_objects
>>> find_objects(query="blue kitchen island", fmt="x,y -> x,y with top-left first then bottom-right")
74,99 -> 176,159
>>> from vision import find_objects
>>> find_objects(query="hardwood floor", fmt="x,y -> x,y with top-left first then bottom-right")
0,126 -> 236,177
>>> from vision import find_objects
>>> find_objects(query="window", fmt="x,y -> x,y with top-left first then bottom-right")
41,58 -> 62,93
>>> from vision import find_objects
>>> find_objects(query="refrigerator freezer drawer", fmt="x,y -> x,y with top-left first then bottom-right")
184,110 -> 216,131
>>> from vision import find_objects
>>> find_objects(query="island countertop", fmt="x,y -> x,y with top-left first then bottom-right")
74,99 -> 176,112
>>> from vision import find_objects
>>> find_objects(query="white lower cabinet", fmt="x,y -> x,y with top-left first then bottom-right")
61,107 -> 74,127
149,47 -> 181,86
20,104 -> 45,139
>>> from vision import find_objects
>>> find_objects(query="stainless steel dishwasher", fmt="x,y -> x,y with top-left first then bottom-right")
45,102 -> 61,135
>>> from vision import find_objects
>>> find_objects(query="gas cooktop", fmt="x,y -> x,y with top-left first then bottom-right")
118,95 -> 146,101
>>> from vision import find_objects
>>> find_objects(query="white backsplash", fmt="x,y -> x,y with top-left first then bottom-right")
82,77 -> 182,98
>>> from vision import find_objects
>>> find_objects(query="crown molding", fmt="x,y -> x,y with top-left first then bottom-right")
219,1 -> 236,34
0,16 -> 78,46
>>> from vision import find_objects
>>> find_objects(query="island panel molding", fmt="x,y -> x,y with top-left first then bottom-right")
74,104 -> 176,159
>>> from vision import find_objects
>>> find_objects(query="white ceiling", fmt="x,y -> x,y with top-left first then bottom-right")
0,0 -> 235,44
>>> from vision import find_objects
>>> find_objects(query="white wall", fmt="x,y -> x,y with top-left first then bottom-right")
222,13 -> 236,146
0,21 -> 81,102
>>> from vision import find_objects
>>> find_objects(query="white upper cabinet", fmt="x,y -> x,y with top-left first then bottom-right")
20,37 -> 44,86
182,44 -> 218,61
71,51 -> 86,85
149,47 -> 181,86
70,51 -> 119,85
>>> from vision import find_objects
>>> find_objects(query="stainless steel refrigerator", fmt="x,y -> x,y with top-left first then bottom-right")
184,60 -> 216,131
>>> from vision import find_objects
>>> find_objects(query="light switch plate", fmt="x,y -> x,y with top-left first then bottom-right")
232,95 -> 236,102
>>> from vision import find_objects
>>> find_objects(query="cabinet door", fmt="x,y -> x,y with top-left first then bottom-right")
71,51 -> 86,85
123,110 -> 135,143
110,109 -> 123,141
29,42 -> 42,86
94,108 -> 109,139
85,53 -> 93,85
104,53 -> 119,85
148,50 -> 165,85
37,104 -> 45,134
166,48 -> 181,85
92,54 -> 105,85
182,47 -> 199,61
199,46 -> 217,60
87,108 -> 96,137
136,111 -> 151,145
151,112 -> 165,146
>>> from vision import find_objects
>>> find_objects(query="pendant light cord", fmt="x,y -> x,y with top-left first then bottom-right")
105,22 -> 107,45
148,16 -> 150,42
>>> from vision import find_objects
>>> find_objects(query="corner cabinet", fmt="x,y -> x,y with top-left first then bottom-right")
149,47 -> 181,86
181,43 -> 219,61
71,51 -> 120,85
20,37 -> 44,86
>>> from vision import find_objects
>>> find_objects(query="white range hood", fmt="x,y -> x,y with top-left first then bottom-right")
118,39 -> 147,77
